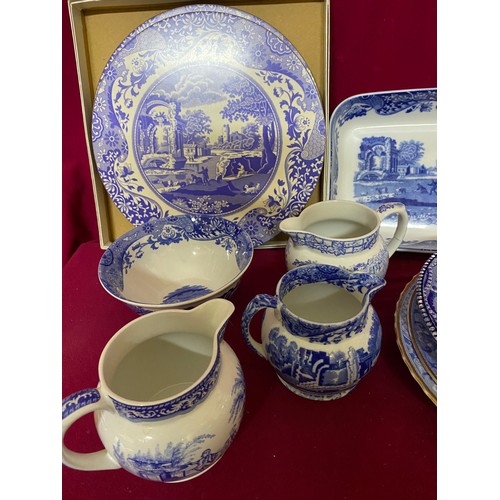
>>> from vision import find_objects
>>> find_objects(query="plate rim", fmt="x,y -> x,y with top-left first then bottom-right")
394,274 -> 437,405
407,285 -> 437,382
416,253 -> 438,337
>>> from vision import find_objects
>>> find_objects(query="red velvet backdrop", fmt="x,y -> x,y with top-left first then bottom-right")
61,0 -> 437,265
62,1 -> 437,499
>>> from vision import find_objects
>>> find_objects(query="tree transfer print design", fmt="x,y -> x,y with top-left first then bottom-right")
92,4 -> 325,245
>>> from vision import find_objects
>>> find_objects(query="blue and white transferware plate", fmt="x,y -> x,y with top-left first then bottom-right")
409,280 -> 437,381
91,4 -> 326,246
328,89 -> 437,252
395,275 -> 437,405
417,253 -> 437,338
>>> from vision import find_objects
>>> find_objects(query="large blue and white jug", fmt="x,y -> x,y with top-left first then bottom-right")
62,299 -> 245,483
241,265 -> 386,400
280,200 -> 408,277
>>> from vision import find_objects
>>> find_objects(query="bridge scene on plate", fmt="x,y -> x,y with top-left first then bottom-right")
135,67 -> 280,215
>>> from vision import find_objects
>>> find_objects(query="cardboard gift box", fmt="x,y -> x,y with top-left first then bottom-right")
68,0 -> 330,249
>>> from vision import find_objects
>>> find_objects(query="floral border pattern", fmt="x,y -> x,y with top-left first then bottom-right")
98,215 -> 253,308
91,4 -> 325,246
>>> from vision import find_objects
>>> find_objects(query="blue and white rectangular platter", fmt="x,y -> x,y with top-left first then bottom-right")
327,88 -> 437,253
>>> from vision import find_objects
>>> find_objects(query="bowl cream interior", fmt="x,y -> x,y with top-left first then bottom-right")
122,238 -> 241,304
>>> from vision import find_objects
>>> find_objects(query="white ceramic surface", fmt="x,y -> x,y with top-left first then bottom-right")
280,199 -> 408,277
62,300 -> 245,482
328,89 -> 437,252
98,215 -> 253,314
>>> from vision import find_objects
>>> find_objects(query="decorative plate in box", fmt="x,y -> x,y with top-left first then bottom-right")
91,4 -> 325,247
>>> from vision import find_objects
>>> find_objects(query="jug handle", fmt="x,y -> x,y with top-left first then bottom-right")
241,294 -> 278,358
62,388 -> 121,471
376,202 -> 409,257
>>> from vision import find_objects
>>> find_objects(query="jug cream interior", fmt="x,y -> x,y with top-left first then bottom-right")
280,200 -> 380,240
99,300 -> 234,406
108,332 -> 214,402
282,282 -> 364,324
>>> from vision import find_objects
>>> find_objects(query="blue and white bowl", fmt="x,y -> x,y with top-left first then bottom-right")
416,253 -> 437,339
98,215 -> 253,313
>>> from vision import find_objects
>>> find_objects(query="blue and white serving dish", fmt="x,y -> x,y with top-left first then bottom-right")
395,274 -> 437,404
98,215 -> 253,313
91,4 -> 325,247
417,253 -> 437,338
328,88 -> 437,252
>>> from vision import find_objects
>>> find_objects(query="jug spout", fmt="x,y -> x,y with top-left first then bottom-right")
279,216 -> 304,234
188,299 -> 235,341
279,216 -> 307,246
347,272 -> 386,306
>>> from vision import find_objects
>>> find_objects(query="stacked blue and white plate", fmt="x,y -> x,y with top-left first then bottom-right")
395,254 -> 437,404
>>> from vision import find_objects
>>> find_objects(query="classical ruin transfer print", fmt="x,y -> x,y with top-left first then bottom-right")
329,89 -> 437,251
354,135 -> 437,226
92,5 -> 325,245
135,66 -> 282,217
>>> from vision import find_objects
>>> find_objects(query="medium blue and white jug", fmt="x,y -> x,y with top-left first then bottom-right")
280,200 -> 408,277
241,264 -> 386,400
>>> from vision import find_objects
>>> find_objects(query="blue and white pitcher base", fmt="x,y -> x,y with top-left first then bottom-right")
160,455 -> 223,483
277,376 -> 357,401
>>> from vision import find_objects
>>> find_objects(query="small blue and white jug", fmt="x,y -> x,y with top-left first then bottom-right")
280,200 -> 408,277
241,264 -> 386,400
62,299 -> 245,483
